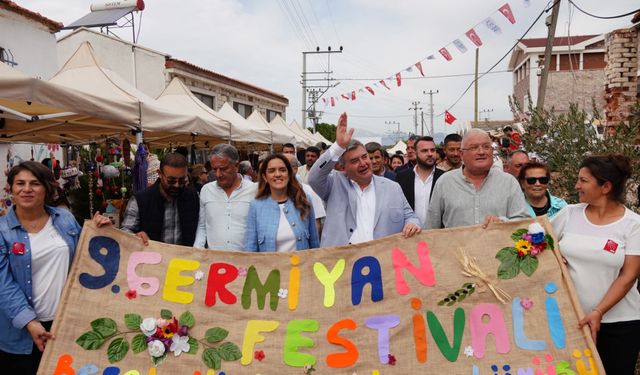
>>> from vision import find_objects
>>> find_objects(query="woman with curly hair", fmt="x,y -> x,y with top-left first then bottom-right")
244,154 -> 319,252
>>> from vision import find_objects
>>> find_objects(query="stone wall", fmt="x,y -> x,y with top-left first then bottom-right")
604,28 -> 638,125
544,69 -> 606,113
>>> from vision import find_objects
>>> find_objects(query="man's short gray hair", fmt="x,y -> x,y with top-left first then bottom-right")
338,140 -> 364,165
462,129 -> 491,148
239,160 -> 252,174
210,143 -> 239,163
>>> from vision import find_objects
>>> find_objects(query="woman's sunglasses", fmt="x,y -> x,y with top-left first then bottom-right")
524,176 -> 549,185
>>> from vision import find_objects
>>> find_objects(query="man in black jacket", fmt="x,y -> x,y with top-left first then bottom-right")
121,152 -> 199,246
396,136 -> 444,228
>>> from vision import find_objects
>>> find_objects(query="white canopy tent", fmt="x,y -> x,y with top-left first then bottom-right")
247,111 -> 300,146
0,58 -> 143,143
289,119 -> 332,145
48,42 -> 219,145
267,115 -> 314,147
156,78 -> 275,145
387,140 -> 407,155
218,103 -> 292,145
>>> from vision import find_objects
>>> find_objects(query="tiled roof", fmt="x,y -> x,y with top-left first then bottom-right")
166,58 -> 289,105
520,35 -> 599,48
0,0 -> 62,32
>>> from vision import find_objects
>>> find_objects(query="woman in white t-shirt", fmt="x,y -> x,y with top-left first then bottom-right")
551,154 -> 640,374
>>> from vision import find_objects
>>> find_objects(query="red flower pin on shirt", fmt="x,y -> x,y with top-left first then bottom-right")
603,240 -> 618,254
12,242 -> 25,255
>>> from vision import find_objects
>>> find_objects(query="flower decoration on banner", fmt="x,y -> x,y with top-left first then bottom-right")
75,309 -> 241,370
520,297 -> 534,310
125,289 -> 137,300
495,223 -> 554,279
327,3 -> 518,105
387,354 -> 397,365
254,350 -> 265,361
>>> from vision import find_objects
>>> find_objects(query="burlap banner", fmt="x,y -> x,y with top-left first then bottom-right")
39,217 -> 604,374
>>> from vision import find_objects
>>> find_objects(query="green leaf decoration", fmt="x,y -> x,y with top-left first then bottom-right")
179,311 -> 196,328
497,259 -> 520,279
152,353 -> 167,366
544,234 -> 554,250
495,247 -> 518,262
202,348 -> 222,370
520,255 -> 539,276
511,228 -> 528,241
124,313 -> 143,330
107,337 -> 129,363
76,331 -> 106,350
205,327 -> 229,343
91,318 -> 117,338
217,342 -> 242,362
131,334 -> 147,354
186,337 -> 199,354
160,309 -> 173,319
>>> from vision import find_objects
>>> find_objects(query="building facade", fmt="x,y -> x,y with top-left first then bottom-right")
508,35 -> 606,115
165,59 -> 288,121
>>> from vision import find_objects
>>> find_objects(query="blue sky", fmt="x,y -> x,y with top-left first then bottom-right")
21,0 -> 639,136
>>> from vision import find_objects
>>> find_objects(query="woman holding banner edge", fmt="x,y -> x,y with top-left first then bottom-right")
0,161 -> 111,374
551,155 -> 640,374
244,154 -> 319,252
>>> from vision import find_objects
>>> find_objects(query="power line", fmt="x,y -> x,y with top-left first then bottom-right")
567,0 -> 640,19
436,0 -> 556,117
323,112 -> 413,119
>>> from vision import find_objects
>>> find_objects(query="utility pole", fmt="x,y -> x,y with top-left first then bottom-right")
474,48 -> 479,126
479,109 -> 494,122
385,120 -> 401,143
301,46 -> 343,132
423,90 -> 439,137
537,0 -> 561,111
409,101 -> 422,135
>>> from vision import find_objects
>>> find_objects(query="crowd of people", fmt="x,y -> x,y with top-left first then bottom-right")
0,113 -> 638,374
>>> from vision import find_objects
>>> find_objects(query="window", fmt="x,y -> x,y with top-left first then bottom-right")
233,102 -> 253,119
266,109 -> 281,122
193,92 -> 215,109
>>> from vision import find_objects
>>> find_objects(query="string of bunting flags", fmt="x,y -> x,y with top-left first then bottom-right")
323,2 -> 524,123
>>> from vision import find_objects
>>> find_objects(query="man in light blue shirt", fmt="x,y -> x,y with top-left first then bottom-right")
193,144 -> 257,250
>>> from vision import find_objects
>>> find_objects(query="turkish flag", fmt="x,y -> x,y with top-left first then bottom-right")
395,72 -> 402,86
351,91 -> 356,100
499,3 -> 516,24
379,80 -> 390,90
444,110 -> 457,125
415,61 -> 425,77
439,48 -> 452,61
330,97 -> 335,107
466,28 -> 483,47
365,86 -> 375,95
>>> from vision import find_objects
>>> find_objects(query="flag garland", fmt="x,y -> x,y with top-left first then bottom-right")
325,2 -> 519,106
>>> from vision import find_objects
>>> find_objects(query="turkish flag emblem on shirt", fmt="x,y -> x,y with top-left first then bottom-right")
12,242 -> 25,255
603,240 -> 618,254
444,110 -> 457,125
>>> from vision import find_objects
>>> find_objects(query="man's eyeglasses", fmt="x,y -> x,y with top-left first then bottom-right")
524,176 -> 549,185
462,144 -> 492,152
164,177 -> 189,186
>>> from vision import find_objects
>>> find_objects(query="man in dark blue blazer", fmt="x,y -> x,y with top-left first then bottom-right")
396,136 -> 444,228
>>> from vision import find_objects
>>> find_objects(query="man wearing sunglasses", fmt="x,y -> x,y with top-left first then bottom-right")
517,161 -> 567,218
122,152 -> 200,246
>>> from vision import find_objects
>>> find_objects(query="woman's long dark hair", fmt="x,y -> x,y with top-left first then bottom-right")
580,154 -> 632,203
256,154 -> 310,219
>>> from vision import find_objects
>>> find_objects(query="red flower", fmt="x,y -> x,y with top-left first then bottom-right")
125,289 -> 137,299
387,354 -> 397,365
254,350 -> 265,361
166,317 -> 179,333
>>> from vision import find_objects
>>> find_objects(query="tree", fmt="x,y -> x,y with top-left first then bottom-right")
312,123 -> 337,142
511,97 -> 640,209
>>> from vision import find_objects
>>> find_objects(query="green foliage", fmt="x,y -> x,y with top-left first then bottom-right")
512,98 -> 640,209
107,337 -> 129,363
124,313 -> 143,330
91,318 -> 117,338
202,348 -> 222,370
160,309 -> 173,319
76,331 -> 106,350
205,327 -> 229,343
313,123 -> 337,142
131,334 -> 147,354
178,311 -> 195,328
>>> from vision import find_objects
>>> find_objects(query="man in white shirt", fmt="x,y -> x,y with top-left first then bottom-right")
308,113 -> 421,247
193,144 -> 257,250
396,136 -> 445,228
296,146 -> 320,183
